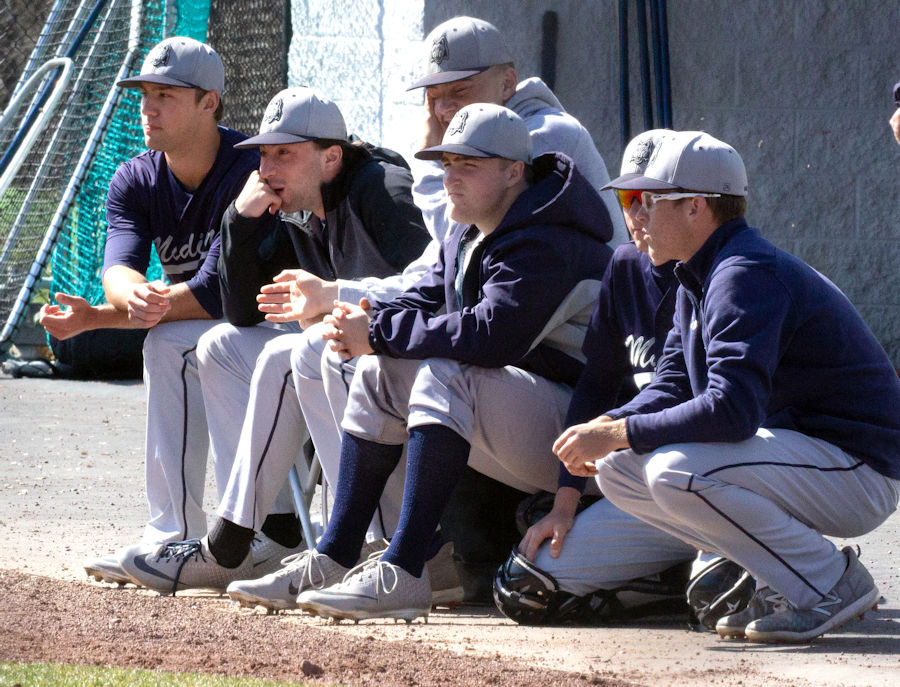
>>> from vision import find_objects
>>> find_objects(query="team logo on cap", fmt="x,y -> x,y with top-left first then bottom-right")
630,139 -> 655,167
431,34 -> 449,66
151,44 -> 171,68
448,110 -> 468,136
264,97 -> 284,126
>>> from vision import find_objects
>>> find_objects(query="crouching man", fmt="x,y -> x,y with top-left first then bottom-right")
557,130 -> 900,643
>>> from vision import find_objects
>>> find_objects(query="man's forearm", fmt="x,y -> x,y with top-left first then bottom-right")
102,265 -> 147,312
159,283 -> 213,321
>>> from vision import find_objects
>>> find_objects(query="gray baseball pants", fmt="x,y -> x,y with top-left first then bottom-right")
596,428 -> 900,608
141,318 -> 221,544
196,322 -> 303,531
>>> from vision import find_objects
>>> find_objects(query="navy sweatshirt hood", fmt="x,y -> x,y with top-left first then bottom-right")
494,152 -> 613,246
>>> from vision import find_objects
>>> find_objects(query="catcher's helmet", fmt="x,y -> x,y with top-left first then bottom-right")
686,556 -> 755,631
493,549 -> 691,626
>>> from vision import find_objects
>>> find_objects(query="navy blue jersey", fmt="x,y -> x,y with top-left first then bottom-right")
559,242 -> 678,491
609,219 -> 900,479
102,126 -> 259,318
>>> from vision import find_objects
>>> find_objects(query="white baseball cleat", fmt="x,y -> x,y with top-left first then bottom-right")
226,549 -> 349,613
84,553 -> 140,586
297,558 -> 431,623
118,535 -> 299,595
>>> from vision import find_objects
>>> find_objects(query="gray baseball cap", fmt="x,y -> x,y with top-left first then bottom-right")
117,37 -> 225,93
409,16 -> 513,90
619,129 -> 671,176
415,103 -> 531,163
234,87 -> 348,148
606,131 -> 748,196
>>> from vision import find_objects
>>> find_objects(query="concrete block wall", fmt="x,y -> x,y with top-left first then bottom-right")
288,0 -> 425,160
422,0 -> 900,365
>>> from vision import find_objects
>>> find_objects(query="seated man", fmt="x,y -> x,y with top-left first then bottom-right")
290,103 -> 613,622
558,131 -> 900,643
39,38 -> 259,584
118,87 -> 429,593
495,129 -> 697,625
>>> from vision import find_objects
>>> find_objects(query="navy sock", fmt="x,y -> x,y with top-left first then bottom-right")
382,424 -> 471,577
207,517 -> 255,569
316,431 -> 403,568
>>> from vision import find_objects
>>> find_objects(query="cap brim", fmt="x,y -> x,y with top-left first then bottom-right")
234,132 -> 317,148
601,172 -> 679,191
407,67 -> 490,90
414,142 -> 497,161
116,73 -> 198,89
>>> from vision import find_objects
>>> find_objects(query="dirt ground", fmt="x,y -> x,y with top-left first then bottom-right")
1,374 -> 899,686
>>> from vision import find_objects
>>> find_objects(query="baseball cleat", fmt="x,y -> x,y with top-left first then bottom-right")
716,586 -> 788,640
226,549 -> 349,613
118,534 -> 300,595
744,547 -> 879,644
84,553 -> 139,586
297,558 -> 431,623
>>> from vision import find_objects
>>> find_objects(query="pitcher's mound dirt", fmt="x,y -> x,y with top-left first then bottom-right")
0,570 -> 641,687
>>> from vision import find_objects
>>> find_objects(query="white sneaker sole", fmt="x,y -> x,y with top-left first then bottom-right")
745,588 -> 879,643
297,599 -> 429,624
227,588 -> 297,613
84,558 -> 140,587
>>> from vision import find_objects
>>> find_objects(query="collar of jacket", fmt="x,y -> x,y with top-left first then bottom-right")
674,217 -> 749,298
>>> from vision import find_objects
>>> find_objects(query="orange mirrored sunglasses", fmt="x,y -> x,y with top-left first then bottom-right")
615,189 -> 643,209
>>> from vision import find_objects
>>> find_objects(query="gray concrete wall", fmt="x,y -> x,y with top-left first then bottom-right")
287,0 -> 424,157
423,0 -> 900,365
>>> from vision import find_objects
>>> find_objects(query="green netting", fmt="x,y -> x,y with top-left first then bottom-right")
2,0 -> 291,349
49,0 -> 210,307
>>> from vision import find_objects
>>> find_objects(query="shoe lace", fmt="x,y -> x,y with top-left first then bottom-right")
153,538 -> 203,596
155,538 -> 204,563
342,558 -> 401,595
810,592 -> 841,617
277,550 -> 333,590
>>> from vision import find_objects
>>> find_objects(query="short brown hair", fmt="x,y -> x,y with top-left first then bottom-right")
705,194 -> 746,225
194,88 -> 223,121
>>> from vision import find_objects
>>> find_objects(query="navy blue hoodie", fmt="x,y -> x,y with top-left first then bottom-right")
608,219 -> 900,479
367,153 -> 613,387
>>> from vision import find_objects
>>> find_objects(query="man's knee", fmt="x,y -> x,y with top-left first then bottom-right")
643,446 -> 706,513
291,325 -> 328,381
595,449 -> 646,507
195,322 -> 238,370
143,320 -> 207,372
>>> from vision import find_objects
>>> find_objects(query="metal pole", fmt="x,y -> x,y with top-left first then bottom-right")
658,0 -> 673,128
540,11 -> 559,91
618,0 -> 631,148
649,0 -> 664,128
634,0 -> 654,130
0,0 -> 109,177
